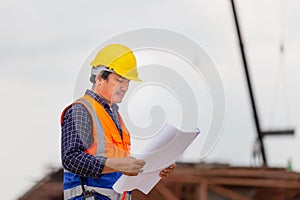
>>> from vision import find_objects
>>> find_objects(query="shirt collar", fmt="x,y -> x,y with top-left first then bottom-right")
85,89 -> 119,111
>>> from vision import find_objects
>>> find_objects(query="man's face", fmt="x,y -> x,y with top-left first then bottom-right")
96,73 -> 130,105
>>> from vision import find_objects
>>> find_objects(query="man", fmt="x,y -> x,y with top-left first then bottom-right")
61,44 -> 176,200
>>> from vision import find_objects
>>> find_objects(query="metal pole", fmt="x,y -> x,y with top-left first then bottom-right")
230,0 -> 267,166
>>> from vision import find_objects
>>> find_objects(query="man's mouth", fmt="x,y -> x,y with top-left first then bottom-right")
117,92 -> 126,98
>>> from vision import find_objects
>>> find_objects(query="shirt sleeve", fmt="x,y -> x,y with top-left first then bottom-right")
61,104 -> 107,178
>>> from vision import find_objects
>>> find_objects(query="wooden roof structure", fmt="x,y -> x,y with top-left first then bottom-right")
137,163 -> 300,200
19,163 -> 300,200
19,169 -> 63,200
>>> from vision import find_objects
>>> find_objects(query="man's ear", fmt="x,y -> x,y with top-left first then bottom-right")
95,74 -> 102,85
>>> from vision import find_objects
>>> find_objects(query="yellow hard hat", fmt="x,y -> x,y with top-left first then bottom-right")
90,44 -> 142,82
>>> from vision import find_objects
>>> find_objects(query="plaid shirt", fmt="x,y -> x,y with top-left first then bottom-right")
61,89 -> 123,178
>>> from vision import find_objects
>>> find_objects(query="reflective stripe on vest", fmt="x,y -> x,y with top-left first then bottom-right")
77,94 -> 131,157
64,184 -> 123,200
62,95 -> 131,200
78,98 -> 106,156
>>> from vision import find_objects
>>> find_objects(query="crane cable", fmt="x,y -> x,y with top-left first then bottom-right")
268,0 -> 291,128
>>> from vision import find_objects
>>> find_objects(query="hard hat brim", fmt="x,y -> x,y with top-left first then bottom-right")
91,66 -> 142,82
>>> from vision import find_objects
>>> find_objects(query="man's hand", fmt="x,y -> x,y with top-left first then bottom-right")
159,163 -> 177,179
104,157 -> 145,176
119,157 -> 146,176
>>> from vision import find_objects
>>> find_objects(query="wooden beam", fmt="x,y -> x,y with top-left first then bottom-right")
155,182 -> 179,200
174,167 -> 300,180
199,180 -> 207,200
208,177 -> 300,189
20,182 -> 63,199
209,185 -> 251,200
173,184 -> 182,197
262,129 -> 295,137
163,175 -> 201,184
163,175 -> 300,189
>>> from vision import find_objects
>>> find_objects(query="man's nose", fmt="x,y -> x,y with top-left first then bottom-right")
120,81 -> 129,91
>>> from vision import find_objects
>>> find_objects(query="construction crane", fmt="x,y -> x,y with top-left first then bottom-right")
230,0 -> 295,166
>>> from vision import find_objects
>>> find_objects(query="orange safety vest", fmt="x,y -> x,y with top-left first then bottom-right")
61,94 -> 131,200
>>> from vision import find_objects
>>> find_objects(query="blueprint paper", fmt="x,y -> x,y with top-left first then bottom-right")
113,123 -> 200,194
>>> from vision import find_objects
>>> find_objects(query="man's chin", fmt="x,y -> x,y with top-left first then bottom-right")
112,98 -> 123,104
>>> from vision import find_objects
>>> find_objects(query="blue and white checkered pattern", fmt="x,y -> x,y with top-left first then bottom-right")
61,89 -> 123,178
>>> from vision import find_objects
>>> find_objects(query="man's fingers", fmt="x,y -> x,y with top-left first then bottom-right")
123,172 -> 139,176
168,163 -> 177,169
134,159 -> 146,166
159,163 -> 177,178
137,161 -> 146,166
124,157 -> 145,173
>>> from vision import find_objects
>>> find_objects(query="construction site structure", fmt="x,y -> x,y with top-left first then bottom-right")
19,162 -> 300,200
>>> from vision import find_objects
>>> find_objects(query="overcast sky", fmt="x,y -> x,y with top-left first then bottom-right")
0,0 -> 299,199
